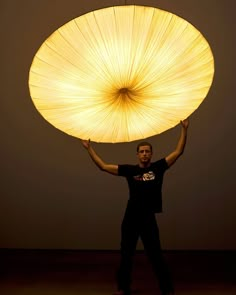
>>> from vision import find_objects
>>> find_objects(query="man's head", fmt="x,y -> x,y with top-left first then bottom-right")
136,142 -> 153,167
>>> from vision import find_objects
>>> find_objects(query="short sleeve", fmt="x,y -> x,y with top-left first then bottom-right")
118,164 -> 135,177
154,158 -> 169,172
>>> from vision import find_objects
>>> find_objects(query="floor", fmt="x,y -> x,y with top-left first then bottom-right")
0,250 -> 235,295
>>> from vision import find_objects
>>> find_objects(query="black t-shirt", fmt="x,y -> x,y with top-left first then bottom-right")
118,158 -> 169,213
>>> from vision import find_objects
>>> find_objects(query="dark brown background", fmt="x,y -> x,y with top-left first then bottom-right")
0,0 -> 235,250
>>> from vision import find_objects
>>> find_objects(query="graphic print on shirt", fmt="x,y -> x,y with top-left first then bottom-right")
133,171 -> 155,181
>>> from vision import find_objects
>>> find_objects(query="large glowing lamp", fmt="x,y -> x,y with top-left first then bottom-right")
29,5 -> 214,143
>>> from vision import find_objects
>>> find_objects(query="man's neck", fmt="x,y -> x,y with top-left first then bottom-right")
139,162 -> 151,168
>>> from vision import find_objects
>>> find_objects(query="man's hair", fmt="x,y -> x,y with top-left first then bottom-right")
136,141 -> 153,152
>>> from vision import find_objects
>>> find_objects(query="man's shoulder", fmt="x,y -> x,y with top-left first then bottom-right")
118,163 -> 139,176
151,158 -> 166,165
151,158 -> 169,169
118,163 -> 138,169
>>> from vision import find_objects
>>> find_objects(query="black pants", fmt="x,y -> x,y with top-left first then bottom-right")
116,201 -> 174,294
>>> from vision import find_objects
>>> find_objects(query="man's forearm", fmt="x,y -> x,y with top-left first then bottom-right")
175,125 -> 187,155
82,139 -> 118,175
87,146 -> 106,170
165,119 -> 189,167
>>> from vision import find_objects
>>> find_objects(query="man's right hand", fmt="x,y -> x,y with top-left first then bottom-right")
81,139 -> 91,149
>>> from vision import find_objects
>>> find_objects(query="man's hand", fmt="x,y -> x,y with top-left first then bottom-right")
81,139 -> 91,149
180,118 -> 189,130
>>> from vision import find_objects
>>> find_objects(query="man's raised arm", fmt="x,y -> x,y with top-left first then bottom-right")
81,139 -> 118,175
165,118 -> 189,168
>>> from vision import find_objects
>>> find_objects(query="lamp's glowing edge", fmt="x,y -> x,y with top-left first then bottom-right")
29,5 -> 214,143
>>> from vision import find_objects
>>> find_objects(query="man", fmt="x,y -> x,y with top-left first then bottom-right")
81,118 -> 189,295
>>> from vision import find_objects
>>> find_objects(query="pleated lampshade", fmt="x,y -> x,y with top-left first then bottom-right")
29,5 -> 214,143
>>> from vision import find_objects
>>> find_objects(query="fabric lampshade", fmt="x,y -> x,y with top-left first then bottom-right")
29,5 -> 214,143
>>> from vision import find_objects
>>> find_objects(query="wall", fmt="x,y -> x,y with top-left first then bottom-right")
0,0 -> 235,250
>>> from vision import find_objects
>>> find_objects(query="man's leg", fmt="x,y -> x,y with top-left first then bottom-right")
115,204 -> 139,295
140,213 -> 174,295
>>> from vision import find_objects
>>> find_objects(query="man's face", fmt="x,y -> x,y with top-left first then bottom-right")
137,145 -> 152,164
